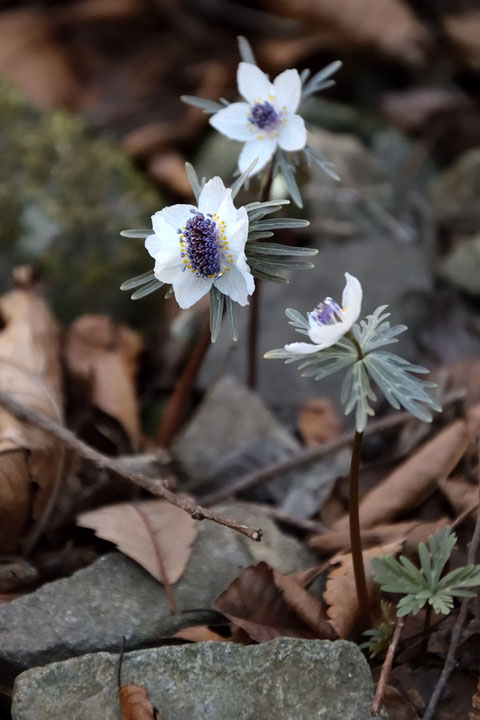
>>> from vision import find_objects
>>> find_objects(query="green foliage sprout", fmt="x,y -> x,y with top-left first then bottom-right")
371,526 -> 480,617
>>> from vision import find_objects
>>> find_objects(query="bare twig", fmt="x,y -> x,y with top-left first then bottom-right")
0,388 -> 262,542
423,437 -> 480,720
371,617 -> 406,716
200,390 -> 464,507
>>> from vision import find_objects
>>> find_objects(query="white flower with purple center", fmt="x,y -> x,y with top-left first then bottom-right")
210,62 -> 306,175
285,273 -> 363,355
145,177 -> 254,309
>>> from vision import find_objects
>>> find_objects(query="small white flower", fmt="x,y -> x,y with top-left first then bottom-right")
285,273 -> 363,354
209,62 -> 306,175
145,177 -> 254,309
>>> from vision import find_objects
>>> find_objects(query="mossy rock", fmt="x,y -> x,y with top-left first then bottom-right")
0,83 -> 164,324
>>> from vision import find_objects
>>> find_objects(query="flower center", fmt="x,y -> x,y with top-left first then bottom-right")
178,210 -> 233,280
249,101 -> 279,131
310,298 -> 343,326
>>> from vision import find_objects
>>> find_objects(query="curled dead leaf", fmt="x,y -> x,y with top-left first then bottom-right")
65,315 -> 142,450
0,280 -> 63,551
214,562 -> 337,643
324,540 -> 403,638
77,500 -> 197,613
297,397 -> 342,446
119,684 -> 161,720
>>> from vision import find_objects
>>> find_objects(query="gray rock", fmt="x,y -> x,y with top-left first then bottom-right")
0,503 -> 315,677
433,148 -> 480,235
12,638 -> 387,720
439,233 -> 480,297
0,82 -> 163,324
172,375 -> 299,491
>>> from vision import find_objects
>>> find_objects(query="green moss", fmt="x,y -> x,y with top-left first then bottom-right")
0,82 -> 165,324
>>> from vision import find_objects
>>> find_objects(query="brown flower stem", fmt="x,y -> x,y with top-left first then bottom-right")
0,387 -> 263,542
349,430 -> 371,630
247,160 -> 275,389
371,617 -> 405,716
156,321 -> 211,447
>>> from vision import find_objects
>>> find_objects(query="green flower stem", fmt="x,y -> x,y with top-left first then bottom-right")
248,160 -> 275,388
349,429 -> 372,630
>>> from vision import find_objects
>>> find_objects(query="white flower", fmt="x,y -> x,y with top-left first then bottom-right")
209,62 -> 307,175
145,177 -> 254,309
285,273 -> 363,355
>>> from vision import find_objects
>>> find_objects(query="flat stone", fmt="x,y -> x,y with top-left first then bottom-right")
0,503 -> 315,677
12,638 -> 387,720
172,375 -> 299,491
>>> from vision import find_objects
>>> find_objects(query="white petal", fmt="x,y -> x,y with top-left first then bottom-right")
154,260 -> 183,284
217,188 -> 242,229
224,206 -> 249,254
237,62 -> 273,103
144,226 -> 179,262
215,264 -> 253,306
152,205 -> 194,234
238,137 -> 277,175
273,69 -> 301,113
308,320 -> 349,349
284,341 -> 321,355
278,114 -> 307,152
341,273 -> 363,327
198,177 -> 228,215
209,103 -> 252,141
171,271 -> 212,309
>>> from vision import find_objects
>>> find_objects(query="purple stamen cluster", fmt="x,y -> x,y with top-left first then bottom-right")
179,211 -> 221,278
249,101 -> 279,131
311,298 -> 342,326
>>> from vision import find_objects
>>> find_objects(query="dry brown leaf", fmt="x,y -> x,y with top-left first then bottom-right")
266,0 -> 430,65
119,684 -> 161,720
0,276 -> 63,550
310,521 -> 416,555
148,152 -> 192,197
65,315 -> 142,450
0,9 -> 83,109
324,540 -> 403,638
334,420 -> 470,533
173,625 -> 228,643
214,562 -> 337,643
297,397 -> 342,446
77,500 -> 197,613
438,475 -> 478,516
444,11 -> 480,69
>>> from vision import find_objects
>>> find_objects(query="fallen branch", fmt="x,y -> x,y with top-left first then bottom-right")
423,438 -> 480,720
0,388 -> 262,543
371,617 -> 406,716
201,389 -> 465,507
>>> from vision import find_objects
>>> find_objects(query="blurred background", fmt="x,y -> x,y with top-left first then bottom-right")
0,0 -> 479,413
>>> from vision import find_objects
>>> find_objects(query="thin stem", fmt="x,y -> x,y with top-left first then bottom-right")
371,617 -> 405,716
156,321 -> 211,447
247,160 -> 275,389
349,430 -> 371,630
